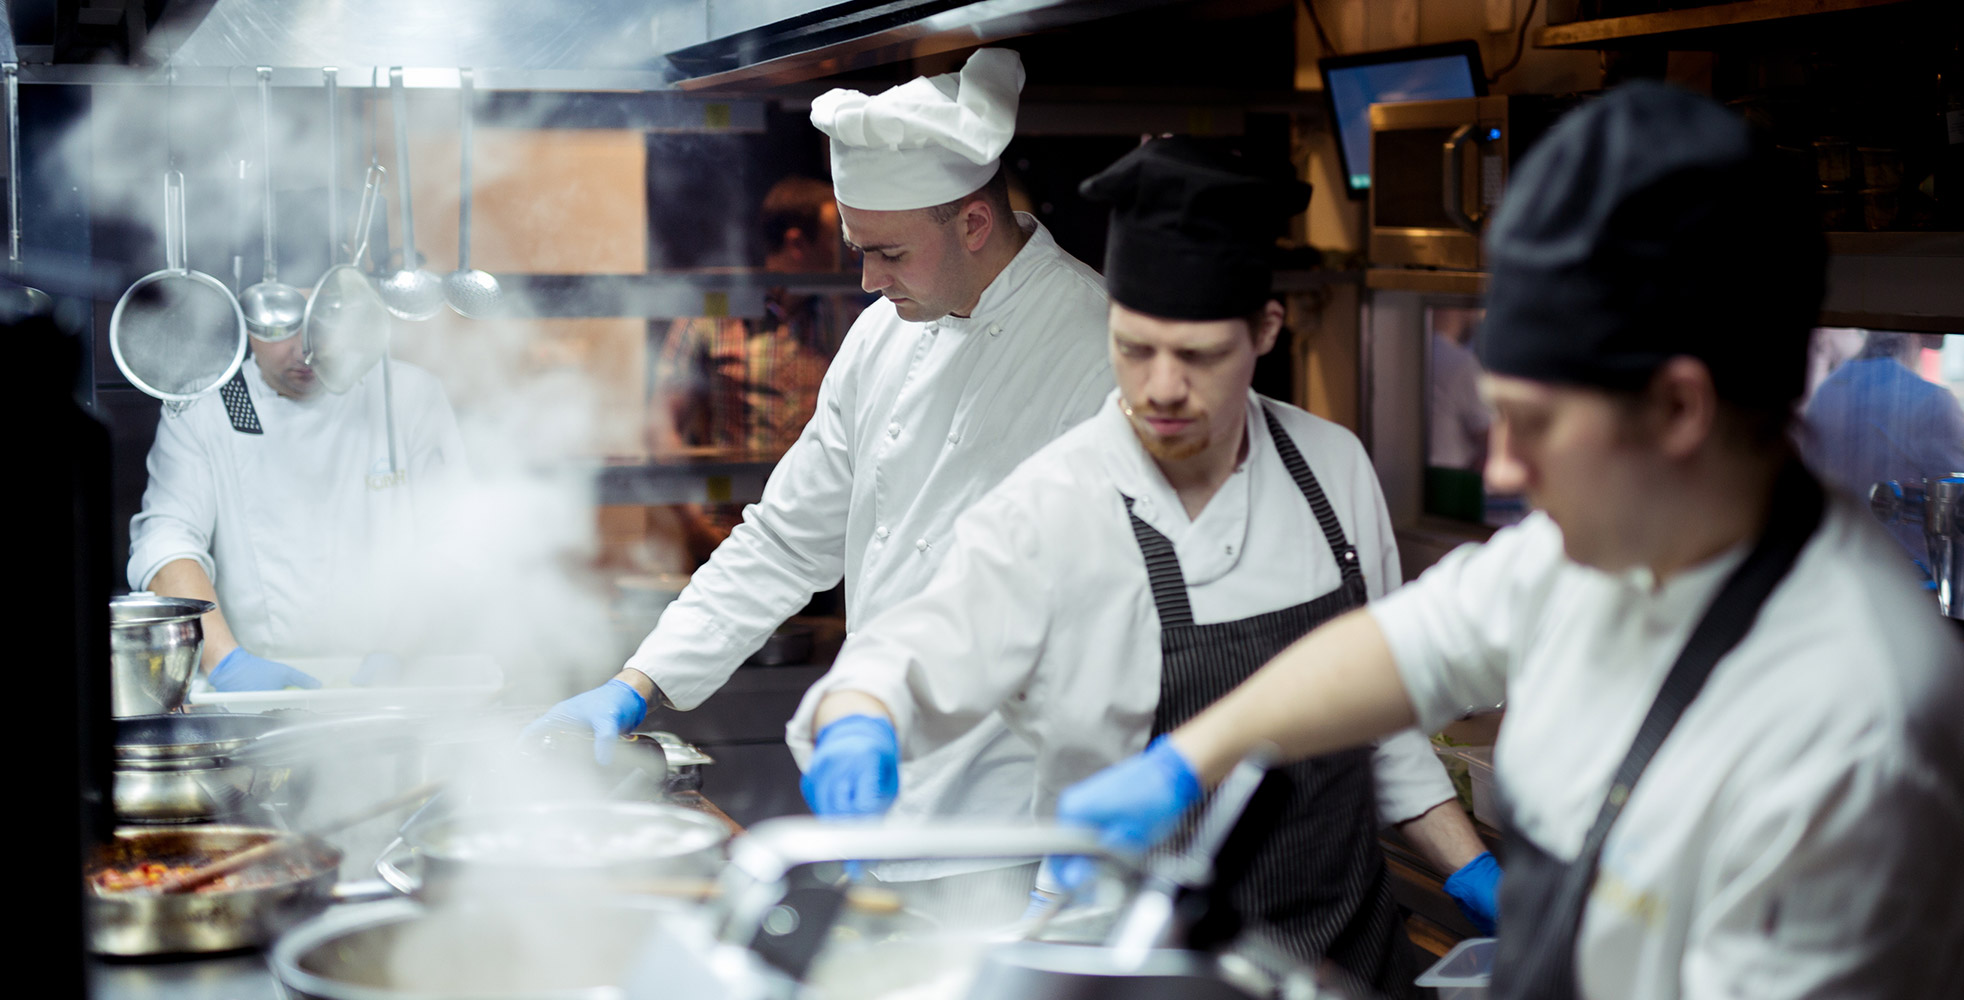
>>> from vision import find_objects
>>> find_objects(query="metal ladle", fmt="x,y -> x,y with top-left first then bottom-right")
0,62 -> 52,321
444,68 -> 502,318
378,67 -> 442,321
238,66 -> 307,341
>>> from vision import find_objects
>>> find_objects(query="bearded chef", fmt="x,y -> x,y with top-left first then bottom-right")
130,328 -> 464,690
1058,83 -> 1964,1000
786,137 -> 1497,992
527,48 -> 1114,914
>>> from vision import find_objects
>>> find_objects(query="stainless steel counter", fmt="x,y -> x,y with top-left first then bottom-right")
93,950 -> 279,1000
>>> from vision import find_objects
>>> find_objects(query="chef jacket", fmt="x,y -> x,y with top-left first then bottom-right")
627,216 -> 1114,876
1376,502 -> 1964,1000
787,390 -> 1457,829
128,356 -> 466,659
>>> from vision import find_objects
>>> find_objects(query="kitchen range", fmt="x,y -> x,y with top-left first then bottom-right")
18,1 -> 1964,999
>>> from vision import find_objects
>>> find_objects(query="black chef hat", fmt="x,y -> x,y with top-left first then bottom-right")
1475,81 -> 1824,408
1080,136 -> 1312,321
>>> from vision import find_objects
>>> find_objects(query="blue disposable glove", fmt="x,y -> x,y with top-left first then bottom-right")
1443,850 -> 1501,935
521,679 -> 648,765
209,648 -> 323,692
1051,735 -> 1202,889
799,714 -> 899,817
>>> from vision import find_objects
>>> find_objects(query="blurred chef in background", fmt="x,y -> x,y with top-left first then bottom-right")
1057,83 -> 1964,1000
528,48 -> 1113,912
131,328 -> 465,690
787,138 -> 1495,990
1800,329 -> 1964,565
650,175 -> 861,563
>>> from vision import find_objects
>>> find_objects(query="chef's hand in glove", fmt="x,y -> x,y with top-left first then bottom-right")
521,679 -> 648,766
800,714 -> 899,818
1443,851 -> 1501,935
208,648 -> 323,692
1051,735 -> 1202,890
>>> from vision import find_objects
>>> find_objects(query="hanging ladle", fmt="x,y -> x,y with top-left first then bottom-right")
238,66 -> 307,341
444,68 -> 502,318
0,62 -> 52,321
378,67 -> 442,321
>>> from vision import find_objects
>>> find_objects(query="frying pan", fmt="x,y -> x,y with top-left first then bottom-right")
108,171 -> 248,403
86,825 -> 345,955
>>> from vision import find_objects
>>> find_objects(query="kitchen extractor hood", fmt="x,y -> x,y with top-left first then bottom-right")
653,0 -> 1200,91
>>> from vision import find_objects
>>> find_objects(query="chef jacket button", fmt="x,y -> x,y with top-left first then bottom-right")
887,422 -> 901,438
925,322 -> 939,335
915,538 -> 929,552
947,432 -> 960,444
1225,545 -> 1235,555
987,324 -> 1002,337
876,526 -> 891,541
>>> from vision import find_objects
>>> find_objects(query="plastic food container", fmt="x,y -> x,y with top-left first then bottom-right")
1415,936 -> 1496,999
1456,746 -> 1498,829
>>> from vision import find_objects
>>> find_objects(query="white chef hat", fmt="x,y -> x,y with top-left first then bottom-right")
810,48 -> 1026,211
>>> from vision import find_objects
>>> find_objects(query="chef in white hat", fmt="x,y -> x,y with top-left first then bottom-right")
528,48 -> 1114,915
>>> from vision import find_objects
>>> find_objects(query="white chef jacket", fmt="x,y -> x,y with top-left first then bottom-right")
128,355 -> 466,659
626,216 -> 1114,874
788,390 -> 1457,829
1375,502 -> 1964,1000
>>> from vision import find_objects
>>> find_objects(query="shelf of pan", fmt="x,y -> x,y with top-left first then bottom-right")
592,455 -> 779,507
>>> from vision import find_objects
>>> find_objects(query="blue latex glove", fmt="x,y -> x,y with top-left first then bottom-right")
1443,850 -> 1501,935
209,648 -> 322,692
1051,735 -> 1202,889
521,679 -> 648,765
799,714 -> 899,817
352,652 -> 405,687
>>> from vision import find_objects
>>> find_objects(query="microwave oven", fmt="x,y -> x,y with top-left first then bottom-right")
1368,94 -> 1581,271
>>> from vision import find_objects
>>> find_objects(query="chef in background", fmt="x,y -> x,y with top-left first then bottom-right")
1799,329 -> 1964,565
787,137 -> 1495,991
528,48 -> 1114,913
131,328 -> 465,690
1057,83 -> 1964,1000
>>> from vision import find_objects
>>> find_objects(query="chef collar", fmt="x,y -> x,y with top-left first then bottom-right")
810,49 -> 1024,212
1475,81 -> 1824,407
1079,136 -> 1311,321
1098,388 -> 1268,586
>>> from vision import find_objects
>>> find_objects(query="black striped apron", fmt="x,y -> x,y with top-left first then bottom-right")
1124,404 -> 1409,999
1491,462 -> 1824,1000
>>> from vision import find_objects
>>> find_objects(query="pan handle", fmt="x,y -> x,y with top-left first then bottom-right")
371,835 -> 422,896
164,170 -> 186,273
388,67 -> 418,267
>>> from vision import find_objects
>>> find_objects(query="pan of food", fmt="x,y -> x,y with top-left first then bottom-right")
86,825 -> 345,956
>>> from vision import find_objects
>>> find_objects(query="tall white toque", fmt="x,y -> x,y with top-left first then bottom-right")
809,48 -> 1026,212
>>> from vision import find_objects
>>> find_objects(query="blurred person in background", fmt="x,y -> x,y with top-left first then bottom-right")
1800,329 -> 1964,566
131,329 -> 465,691
649,175 -> 863,563
528,48 -> 1114,915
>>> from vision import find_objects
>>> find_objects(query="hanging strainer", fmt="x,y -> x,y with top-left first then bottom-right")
303,164 -> 390,394
109,170 -> 248,402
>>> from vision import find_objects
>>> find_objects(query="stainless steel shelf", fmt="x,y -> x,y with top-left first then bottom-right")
594,458 -> 778,506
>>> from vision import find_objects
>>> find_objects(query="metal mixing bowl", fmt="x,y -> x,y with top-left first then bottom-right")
108,594 -> 216,717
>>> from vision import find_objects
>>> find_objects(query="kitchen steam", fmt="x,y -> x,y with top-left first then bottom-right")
53,72 -> 691,815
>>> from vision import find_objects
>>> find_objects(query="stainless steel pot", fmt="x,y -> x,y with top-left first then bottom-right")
86,825 -> 343,956
108,593 -> 217,718
112,714 -> 292,823
271,895 -> 696,1000
376,801 -> 728,901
